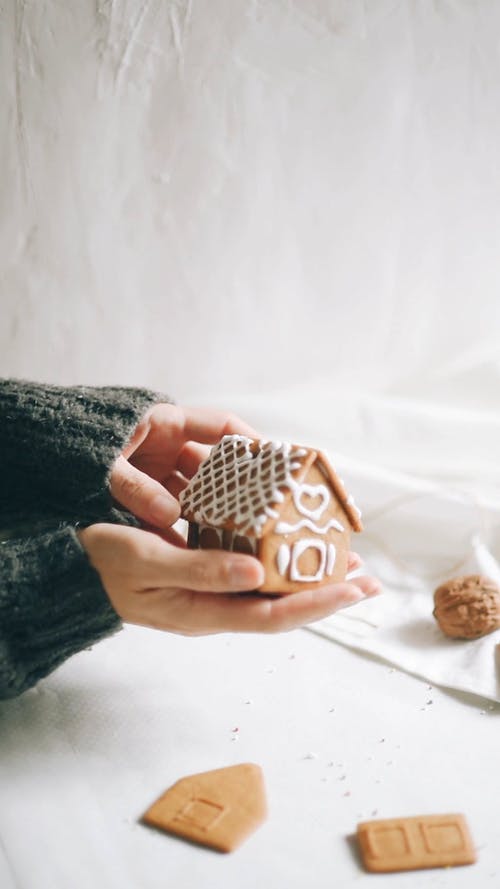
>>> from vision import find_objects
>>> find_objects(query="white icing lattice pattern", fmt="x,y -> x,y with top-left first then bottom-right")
179,435 -> 308,536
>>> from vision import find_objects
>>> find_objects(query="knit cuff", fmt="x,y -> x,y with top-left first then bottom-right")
0,379 -> 171,517
0,526 -> 121,699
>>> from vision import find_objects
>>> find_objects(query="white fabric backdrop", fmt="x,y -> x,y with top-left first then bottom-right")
2,0 -> 500,401
2,0 -> 500,703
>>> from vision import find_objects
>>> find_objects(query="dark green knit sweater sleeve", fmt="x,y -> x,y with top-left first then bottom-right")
0,525 -> 121,699
0,378 -> 174,699
0,379 -> 170,519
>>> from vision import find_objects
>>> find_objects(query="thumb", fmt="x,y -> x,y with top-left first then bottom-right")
110,455 -> 181,528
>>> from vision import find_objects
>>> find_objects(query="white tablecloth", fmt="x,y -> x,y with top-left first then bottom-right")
1,624 -> 499,889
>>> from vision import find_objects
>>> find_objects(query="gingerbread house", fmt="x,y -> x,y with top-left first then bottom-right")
179,434 -> 363,595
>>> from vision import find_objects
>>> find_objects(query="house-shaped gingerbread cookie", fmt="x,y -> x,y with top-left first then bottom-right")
179,435 -> 363,595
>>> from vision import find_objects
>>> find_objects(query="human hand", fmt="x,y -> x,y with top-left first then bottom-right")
78,523 -> 381,635
110,404 -> 256,528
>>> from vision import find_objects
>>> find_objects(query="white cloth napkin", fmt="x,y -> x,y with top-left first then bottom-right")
309,459 -> 500,703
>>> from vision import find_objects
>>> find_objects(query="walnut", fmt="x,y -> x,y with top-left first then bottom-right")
433,574 -> 500,639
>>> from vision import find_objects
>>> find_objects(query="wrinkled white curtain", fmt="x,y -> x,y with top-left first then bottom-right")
2,1 -> 500,401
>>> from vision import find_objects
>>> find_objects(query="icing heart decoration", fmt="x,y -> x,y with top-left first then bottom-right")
293,483 -> 330,521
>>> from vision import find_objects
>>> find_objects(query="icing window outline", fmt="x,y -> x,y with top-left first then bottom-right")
290,539 -> 327,582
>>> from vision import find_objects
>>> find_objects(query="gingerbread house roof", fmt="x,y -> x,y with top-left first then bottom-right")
179,434 -> 362,537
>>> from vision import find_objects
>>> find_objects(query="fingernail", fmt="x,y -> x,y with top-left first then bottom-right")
348,587 -> 367,603
229,558 -> 265,589
150,494 -> 180,526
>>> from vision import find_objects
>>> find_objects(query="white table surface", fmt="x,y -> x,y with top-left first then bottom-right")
1,622 -> 498,889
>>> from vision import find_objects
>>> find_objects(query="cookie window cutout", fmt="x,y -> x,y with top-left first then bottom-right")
142,763 -> 267,853
357,813 -> 476,873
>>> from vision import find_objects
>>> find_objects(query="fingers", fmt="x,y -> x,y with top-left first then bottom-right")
180,406 -> 259,446
259,576 -> 381,632
141,523 -> 187,548
170,574 -> 382,635
110,456 -> 181,527
255,576 -> 381,633
120,407 -> 154,460
347,551 -> 362,572
97,520 -> 381,636
147,545 -> 265,593
176,441 -> 211,478
122,405 -> 258,494
140,403 -> 258,450
165,472 -> 189,500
